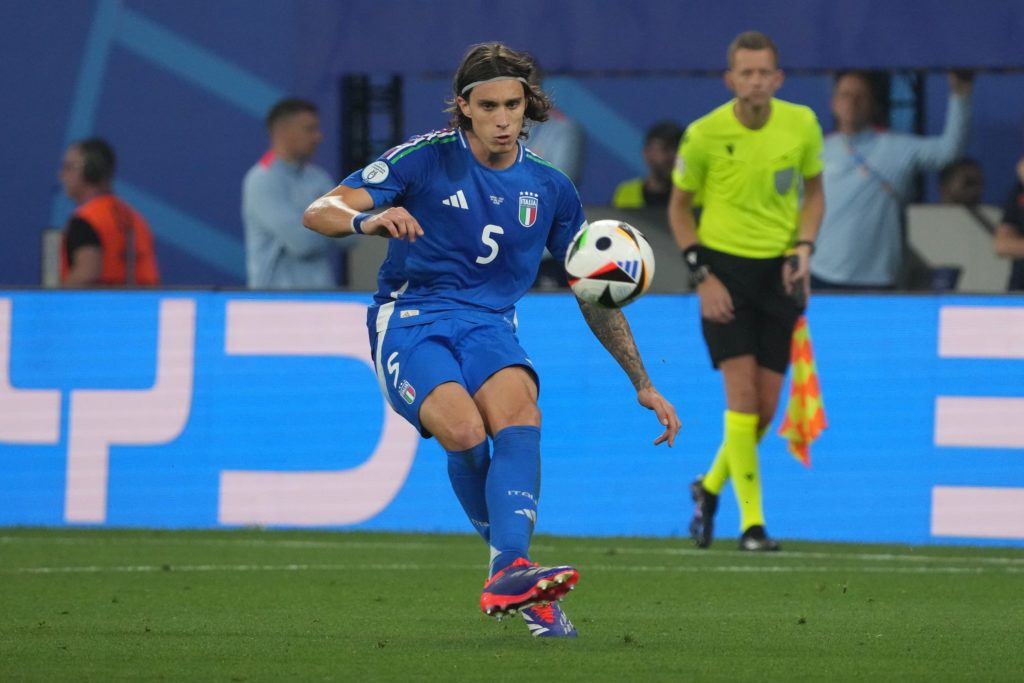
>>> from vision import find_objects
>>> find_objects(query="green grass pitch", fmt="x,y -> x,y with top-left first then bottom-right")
2,528 -> 1023,682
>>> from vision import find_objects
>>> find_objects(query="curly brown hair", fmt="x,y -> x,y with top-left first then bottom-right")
445,42 -> 552,140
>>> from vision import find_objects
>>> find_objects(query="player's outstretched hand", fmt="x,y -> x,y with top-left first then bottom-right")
366,206 -> 424,242
637,386 -> 681,447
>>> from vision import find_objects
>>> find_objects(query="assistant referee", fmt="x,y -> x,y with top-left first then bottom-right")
668,30 -> 825,551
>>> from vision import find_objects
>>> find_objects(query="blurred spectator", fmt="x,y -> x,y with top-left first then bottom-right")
528,104 -> 584,289
525,66 -> 585,289
939,157 -> 984,205
242,98 -> 342,289
811,70 -> 973,289
612,120 -> 685,208
527,106 -> 585,186
525,65 -> 585,186
58,137 -> 160,287
993,156 -> 1024,290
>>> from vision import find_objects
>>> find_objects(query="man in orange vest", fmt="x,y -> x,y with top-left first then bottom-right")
58,138 -> 160,286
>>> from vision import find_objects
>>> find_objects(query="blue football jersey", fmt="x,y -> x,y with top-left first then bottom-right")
342,128 -> 586,327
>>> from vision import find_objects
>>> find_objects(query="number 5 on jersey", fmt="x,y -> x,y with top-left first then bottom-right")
476,224 -> 504,264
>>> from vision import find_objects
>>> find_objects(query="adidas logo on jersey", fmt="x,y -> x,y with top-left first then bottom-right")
443,189 -> 468,209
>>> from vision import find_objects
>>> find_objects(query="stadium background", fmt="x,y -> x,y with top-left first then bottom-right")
4,0 -> 1024,286
1,1 -> 1023,546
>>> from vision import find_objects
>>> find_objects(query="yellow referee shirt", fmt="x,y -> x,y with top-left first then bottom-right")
672,98 -> 823,258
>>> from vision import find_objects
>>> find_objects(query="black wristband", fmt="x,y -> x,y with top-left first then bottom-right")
682,244 -> 711,286
682,244 -> 708,271
794,239 -> 815,254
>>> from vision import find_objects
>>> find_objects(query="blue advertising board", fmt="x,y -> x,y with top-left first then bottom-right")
1,291 -> 1022,546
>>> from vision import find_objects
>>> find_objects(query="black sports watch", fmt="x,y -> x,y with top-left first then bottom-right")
690,264 -> 711,286
683,244 -> 711,287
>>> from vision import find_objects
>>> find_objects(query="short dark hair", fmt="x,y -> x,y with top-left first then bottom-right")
644,120 -> 685,148
939,156 -> 984,205
940,157 -> 982,186
727,31 -> 779,68
265,98 -> 318,130
832,70 -> 889,126
833,70 -> 883,100
445,42 -> 552,139
75,137 -> 116,184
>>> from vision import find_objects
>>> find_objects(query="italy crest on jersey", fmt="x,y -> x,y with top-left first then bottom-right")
518,192 -> 539,227
398,379 -> 416,404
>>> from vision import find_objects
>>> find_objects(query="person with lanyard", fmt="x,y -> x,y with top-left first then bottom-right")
669,30 -> 824,551
811,69 -> 973,289
242,98 -> 342,289
304,42 -> 681,637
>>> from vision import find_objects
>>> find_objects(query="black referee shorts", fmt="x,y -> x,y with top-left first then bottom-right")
700,247 -> 804,374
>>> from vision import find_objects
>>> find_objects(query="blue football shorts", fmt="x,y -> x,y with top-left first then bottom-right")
368,315 -> 538,438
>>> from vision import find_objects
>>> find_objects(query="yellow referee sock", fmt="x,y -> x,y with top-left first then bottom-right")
757,424 -> 769,443
722,410 -> 764,531
702,444 -> 729,495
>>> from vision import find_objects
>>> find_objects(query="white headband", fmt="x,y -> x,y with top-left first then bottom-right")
460,75 -> 530,95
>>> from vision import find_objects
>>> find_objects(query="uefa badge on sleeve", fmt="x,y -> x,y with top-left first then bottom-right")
362,161 -> 390,184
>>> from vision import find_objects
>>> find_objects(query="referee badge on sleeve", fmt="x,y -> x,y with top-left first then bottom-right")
774,167 -> 795,194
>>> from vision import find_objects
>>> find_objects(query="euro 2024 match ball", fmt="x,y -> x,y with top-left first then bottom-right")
564,219 -> 655,308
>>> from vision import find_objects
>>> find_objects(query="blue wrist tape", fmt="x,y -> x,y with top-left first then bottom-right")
351,213 -> 372,234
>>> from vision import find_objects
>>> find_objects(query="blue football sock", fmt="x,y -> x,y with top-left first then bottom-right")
446,440 -> 491,542
486,425 -> 541,577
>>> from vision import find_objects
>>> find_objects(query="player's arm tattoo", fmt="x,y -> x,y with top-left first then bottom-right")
577,300 -> 653,391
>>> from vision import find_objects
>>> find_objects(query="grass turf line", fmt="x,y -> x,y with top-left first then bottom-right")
1,528 -> 1023,682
